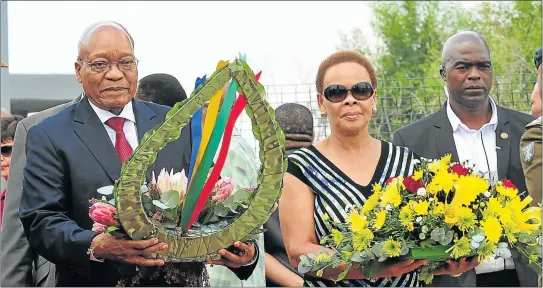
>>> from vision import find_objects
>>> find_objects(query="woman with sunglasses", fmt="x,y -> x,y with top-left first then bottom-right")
1,115 -> 23,228
280,51 -> 428,287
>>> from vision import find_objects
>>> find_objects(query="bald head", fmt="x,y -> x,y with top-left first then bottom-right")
1,108 -> 10,118
78,21 -> 134,60
441,31 -> 491,66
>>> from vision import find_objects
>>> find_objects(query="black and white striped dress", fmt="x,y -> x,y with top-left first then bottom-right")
287,141 -> 421,287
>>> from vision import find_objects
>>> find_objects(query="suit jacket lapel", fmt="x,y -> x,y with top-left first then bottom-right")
73,97 -> 121,182
434,104 -> 460,162
495,106 -> 510,179
133,99 -> 157,142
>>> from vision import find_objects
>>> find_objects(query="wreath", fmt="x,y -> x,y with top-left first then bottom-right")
91,58 -> 286,263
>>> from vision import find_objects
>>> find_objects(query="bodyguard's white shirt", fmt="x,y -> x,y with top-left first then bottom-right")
446,98 -> 515,274
88,99 -> 139,150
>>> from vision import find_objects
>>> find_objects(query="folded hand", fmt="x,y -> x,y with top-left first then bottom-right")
92,233 -> 168,266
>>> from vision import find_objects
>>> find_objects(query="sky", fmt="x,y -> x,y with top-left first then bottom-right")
7,1 -> 375,93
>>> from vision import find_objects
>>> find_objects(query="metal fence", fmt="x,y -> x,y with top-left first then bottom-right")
236,73 -> 537,155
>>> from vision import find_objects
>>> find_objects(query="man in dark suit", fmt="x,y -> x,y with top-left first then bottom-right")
1,96 -> 81,287
392,31 -> 537,287
18,21 -> 258,287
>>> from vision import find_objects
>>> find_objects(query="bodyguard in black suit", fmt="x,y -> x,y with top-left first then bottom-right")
392,31 -> 537,287
19,21 -> 258,286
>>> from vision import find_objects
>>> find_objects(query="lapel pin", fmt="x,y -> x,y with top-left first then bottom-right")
500,132 -> 509,140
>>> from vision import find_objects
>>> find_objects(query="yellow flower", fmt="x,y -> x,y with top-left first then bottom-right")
506,196 -> 542,232
451,175 -> 489,207
372,183 -> 383,195
348,210 -> 367,233
381,183 -> 402,207
363,193 -> 380,213
428,154 -> 452,174
383,238 -> 403,257
456,206 -> 477,232
503,222 -> 518,243
444,205 -> 458,225
373,210 -> 387,231
485,197 -> 503,217
353,228 -> 374,251
316,270 -> 323,277
408,223 -> 415,231
413,170 -> 423,181
399,205 -> 413,227
427,170 -> 457,194
414,201 -> 430,215
496,183 -> 518,199
450,237 -> 472,259
481,217 -> 502,244
322,213 -> 330,221
314,252 -> 332,264
331,229 -> 344,247
432,202 -> 445,216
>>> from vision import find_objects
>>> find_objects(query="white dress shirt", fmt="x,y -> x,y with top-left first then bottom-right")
446,98 -> 515,274
88,99 -> 139,150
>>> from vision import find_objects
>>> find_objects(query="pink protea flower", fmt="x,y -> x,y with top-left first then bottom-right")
92,222 -> 106,233
89,202 -> 119,227
151,168 -> 188,201
211,177 -> 235,203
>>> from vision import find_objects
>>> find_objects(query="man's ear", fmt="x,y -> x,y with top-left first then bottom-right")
440,65 -> 446,81
75,61 -> 82,83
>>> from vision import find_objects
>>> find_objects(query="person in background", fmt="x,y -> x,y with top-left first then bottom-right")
392,31 -> 537,287
136,73 -> 188,107
1,108 -> 10,118
520,47 -> 542,206
263,103 -> 312,287
1,115 -> 23,227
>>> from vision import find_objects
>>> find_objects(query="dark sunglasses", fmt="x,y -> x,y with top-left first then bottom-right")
1,146 -> 13,157
322,82 -> 374,103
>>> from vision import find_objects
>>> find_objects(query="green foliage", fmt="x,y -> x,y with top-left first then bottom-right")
338,1 -> 541,141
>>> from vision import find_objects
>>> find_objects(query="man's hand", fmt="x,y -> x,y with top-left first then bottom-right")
433,257 -> 479,276
206,241 -> 256,269
373,259 -> 428,279
92,234 -> 168,266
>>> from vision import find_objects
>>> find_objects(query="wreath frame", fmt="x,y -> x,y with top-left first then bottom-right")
113,59 -> 287,262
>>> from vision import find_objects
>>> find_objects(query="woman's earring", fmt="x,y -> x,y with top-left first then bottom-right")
321,111 -> 327,118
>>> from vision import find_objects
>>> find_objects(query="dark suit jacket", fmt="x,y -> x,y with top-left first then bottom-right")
392,102 -> 537,287
18,97 -> 256,286
1,96 -> 81,287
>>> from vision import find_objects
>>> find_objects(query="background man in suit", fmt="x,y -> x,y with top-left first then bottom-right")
0,97 -> 81,287
392,31 -> 537,287
18,21 -> 257,287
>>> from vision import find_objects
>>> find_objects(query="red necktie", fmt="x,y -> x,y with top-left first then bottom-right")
106,117 -> 133,164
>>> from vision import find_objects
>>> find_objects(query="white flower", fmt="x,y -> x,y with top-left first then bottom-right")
484,191 -> 491,197
428,198 -> 434,202
152,168 -> 188,200
422,226 -> 429,233
419,233 -> 426,240
416,187 -> 427,196
385,204 -> 393,211
412,159 -> 421,165
416,216 -> 422,223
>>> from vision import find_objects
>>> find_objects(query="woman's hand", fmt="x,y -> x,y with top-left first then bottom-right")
433,257 -> 479,277
373,259 -> 428,279
206,241 -> 256,269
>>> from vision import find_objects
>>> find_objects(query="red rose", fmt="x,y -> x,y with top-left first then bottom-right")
502,179 -> 517,190
403,176 -> 424,193
448,163 -> 470,176
386,177 -> 396,184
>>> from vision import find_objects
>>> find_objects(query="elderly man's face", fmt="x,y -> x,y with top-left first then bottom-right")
444,41 -> 493,109
75,26 -> 138,111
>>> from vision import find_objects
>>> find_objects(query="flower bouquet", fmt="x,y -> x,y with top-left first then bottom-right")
298,155 -> 542,284
86,56 -> 286,266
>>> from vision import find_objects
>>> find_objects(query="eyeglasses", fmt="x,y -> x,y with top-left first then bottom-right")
1,146 -> 13,157
79,57 -> 139,73
322,82 -> 374,103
